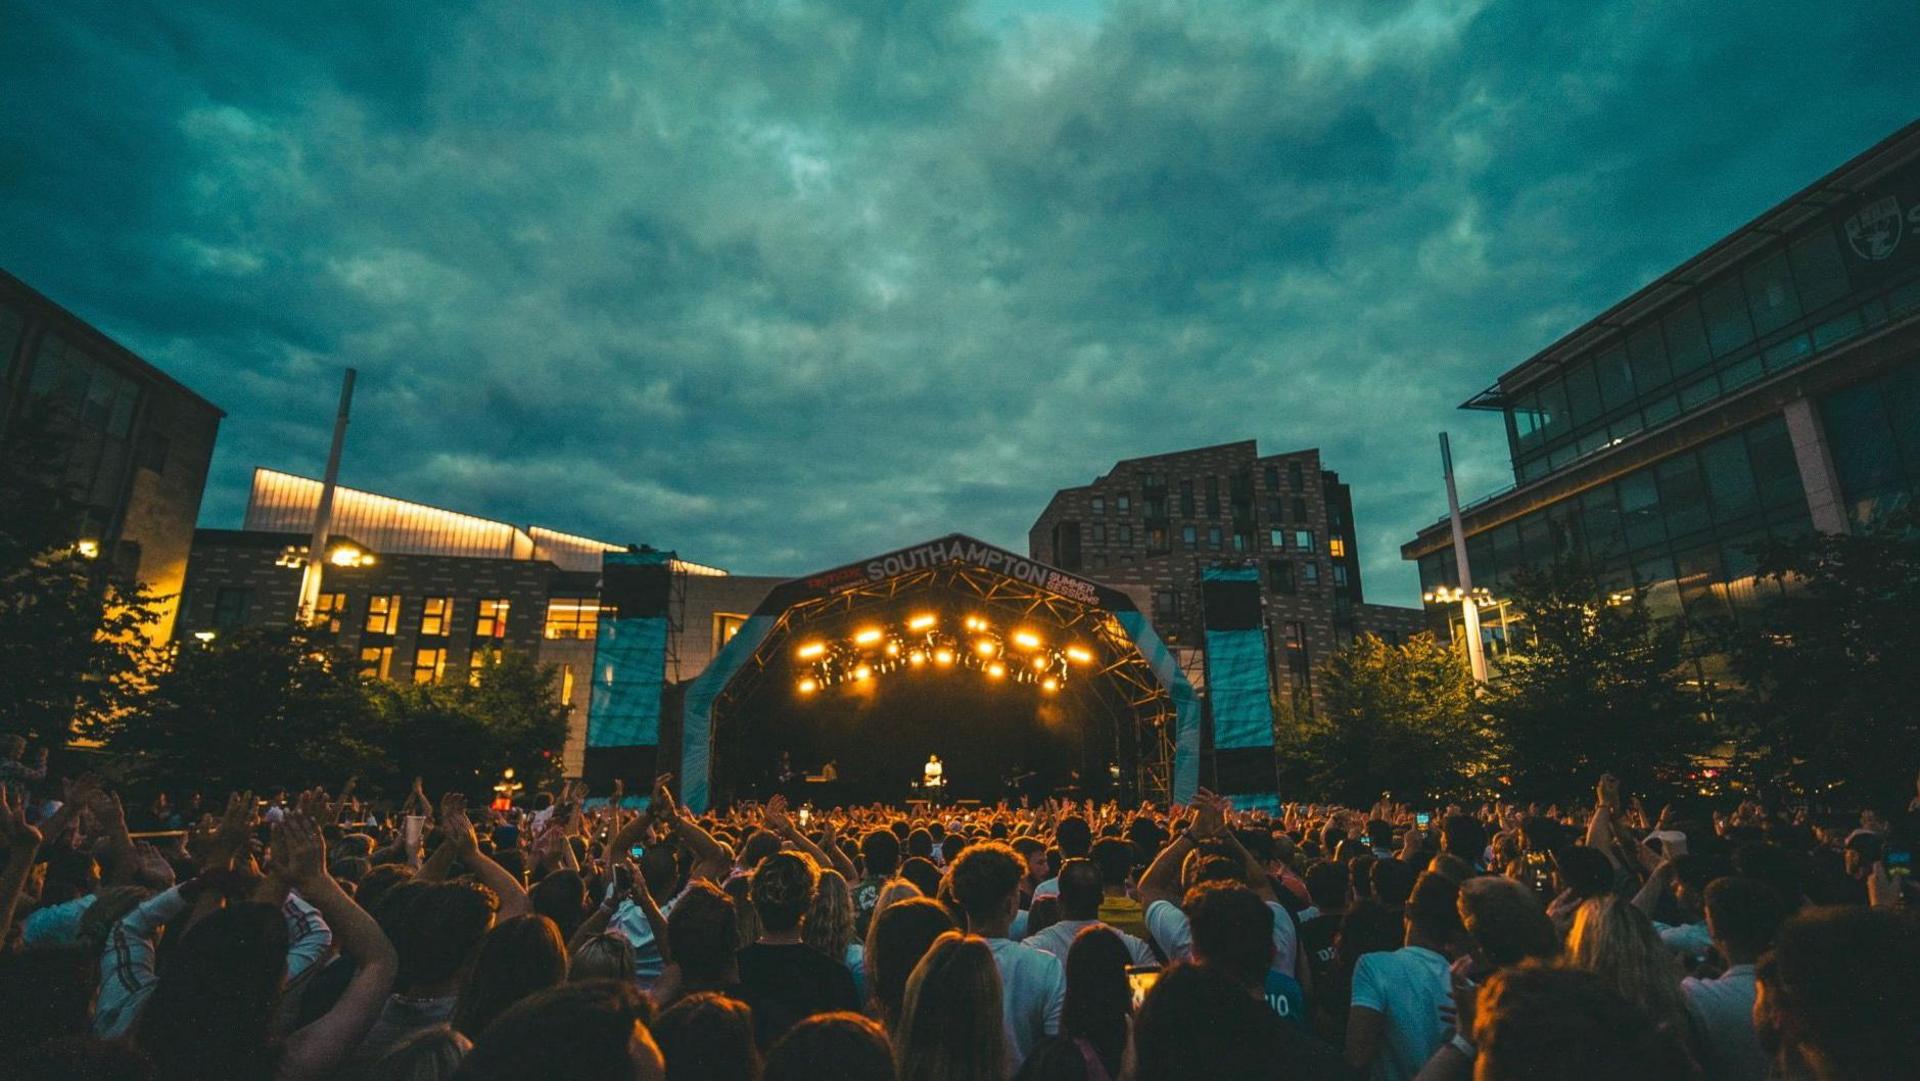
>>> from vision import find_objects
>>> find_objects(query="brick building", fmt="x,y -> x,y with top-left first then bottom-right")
1028,440 -> 1424,710
178,468 -> 725,775
1,268 -> 223,643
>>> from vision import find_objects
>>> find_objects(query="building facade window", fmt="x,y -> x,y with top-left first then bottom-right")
212,587 -> 250,630
1301,562 -> 1320,586
1116,494 -> 1131,513
313,592 -> 348,633
1179,480 -> 1195,518
359,646 -> 393,680
1289,462 -> 1305,491
1264,465 -> 1280,489
1292,497 -> 1308,521
1269,528 -> 1285,548
559,663 -> 576,706
1091,523 -> 1106,543
468,646 -> 496,686
1117,524 -> 1133,544
364,595 -> 401,635
713,613 -> 748,653
475,598 -> 510,639
1294,530 -> 1314,551
1206,526 -> 1223,550
412,647 -> 446,684
1181,525 -> 1198,550
1204,477 -> 1221,518
1328,537 -> 1346,558
419,596 -> 452,636
543,597 -> 602,640
1091,496 -> 1105,515
1232,530 -> 1251,552
1267,560 -> 1295,594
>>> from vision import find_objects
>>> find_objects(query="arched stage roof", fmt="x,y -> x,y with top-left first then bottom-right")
676,534 -> 1203,811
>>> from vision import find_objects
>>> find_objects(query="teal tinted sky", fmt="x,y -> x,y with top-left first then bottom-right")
3,1 -> 1917,601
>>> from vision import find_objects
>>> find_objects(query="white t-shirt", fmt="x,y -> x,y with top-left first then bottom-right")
1656,919 -> 1714,960
608,887 -> 687,980
1683,964 -> 1766,1081
1143,898 -> 1300,976
985,936 -> 1066,1074
1031,875 -> 1060,900
1025,918 -> 1156,966
1349,945 -> 1452,1081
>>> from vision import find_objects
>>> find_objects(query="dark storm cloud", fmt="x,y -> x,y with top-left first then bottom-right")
3,0 -> 1916,598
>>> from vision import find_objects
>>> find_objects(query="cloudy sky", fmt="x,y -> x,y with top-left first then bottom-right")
4,1 -> 1917,601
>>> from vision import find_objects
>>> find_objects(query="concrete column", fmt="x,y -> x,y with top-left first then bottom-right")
1782,397 -> 1851,535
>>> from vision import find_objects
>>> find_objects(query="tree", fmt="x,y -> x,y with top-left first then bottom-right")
0,413 -> 163,748
365,650 -> 570,799
1486,560 -> 1710,802
1279,632 -> 1487,806
1723,515 -> 1920,808
106,626 -> 386,796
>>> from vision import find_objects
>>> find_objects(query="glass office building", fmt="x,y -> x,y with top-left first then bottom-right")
1404,120 -> 1920,676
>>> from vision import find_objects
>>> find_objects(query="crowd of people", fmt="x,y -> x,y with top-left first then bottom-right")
3,732 -> 1919,1081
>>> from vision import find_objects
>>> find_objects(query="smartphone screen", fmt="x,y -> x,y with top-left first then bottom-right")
629,844 -> 646,860
1416,813 -> 1431,827
1889,849 -> 1913,877
1126,965 -> 1161,1008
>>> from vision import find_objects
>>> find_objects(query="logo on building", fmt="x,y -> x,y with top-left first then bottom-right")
1844,195 -> 1903,261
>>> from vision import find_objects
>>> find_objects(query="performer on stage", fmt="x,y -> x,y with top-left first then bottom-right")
923,754 -> 945,804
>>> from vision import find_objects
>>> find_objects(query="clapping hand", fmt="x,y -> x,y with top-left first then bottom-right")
440,792 -> 478,855
272,812 -> 329,891
0,785 -> 42,854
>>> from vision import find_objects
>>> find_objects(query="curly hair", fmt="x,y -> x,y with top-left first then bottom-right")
947,842 -> 1023,927
751,850 -> 820,934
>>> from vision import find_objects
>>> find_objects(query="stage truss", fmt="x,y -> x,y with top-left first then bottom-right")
709,563 -> 1181,805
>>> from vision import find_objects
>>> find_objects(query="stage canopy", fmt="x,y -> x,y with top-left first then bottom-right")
670,534 -> 1204,812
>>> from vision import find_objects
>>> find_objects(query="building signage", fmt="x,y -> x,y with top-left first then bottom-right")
1844,194 -> 1907,261
801,535 -> 1105,606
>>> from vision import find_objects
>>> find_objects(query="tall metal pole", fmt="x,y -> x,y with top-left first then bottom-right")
1440,433 -> 1489,683
297,369 -> 357,622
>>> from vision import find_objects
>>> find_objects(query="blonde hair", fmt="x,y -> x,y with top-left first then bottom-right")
896,932 -> 1004,1081
805,868 -> 857,959
1565,896 -> 1689,1037
863,877 -> 925,976
568,932 -> 635,983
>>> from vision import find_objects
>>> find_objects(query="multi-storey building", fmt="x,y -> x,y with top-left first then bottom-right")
178,467 -> 726,775
0,268 -> 223,642
1028,440 -> 1424,709
1402,120 -> 1920,685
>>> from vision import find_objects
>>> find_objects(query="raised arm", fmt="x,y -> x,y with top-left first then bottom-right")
0,787 -> 43,943
1140,795 -> 1219,908
651,775 -> 731,881
422,792 -> 531,918
765,795 -> 855,881
276,813 -> 399,1081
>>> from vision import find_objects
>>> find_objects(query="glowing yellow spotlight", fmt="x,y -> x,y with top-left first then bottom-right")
1031,655 -> 1048,670
854,664 -> 873,681
1013,630 -> 1042,650
986,661 -> 1006,679
909,614 -> 937,631
975,639 -> 999,658
796,642 -> 826,659
797,678 -> 818,694
909,651 -> 927,666
1042,677 -> 1060,693
885,641 -> 900,656
854,627 -> 883,645
1065,645 -> 1093,665
934,648 -> 955,666
75,539 -> 101,559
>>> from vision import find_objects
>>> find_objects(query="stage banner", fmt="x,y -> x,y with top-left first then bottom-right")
679,614 -> 778,813
584,550 -> 673,787
1201,565 -> 1278,805
1116,610 -> 1203,804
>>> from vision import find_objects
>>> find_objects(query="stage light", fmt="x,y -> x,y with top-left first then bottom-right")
1041,677 -> 1059,693
797,677 -> 818,694
1031,655 -> 1048,670
909,614 -> 936,631
909,651 -> 927,666
1013,630 -> 1042,650
986,661 -> 1006,679
885,641 -> 900,656
796,642 -> 826,659
854,664 -> 873,681
934,648 -> 955,666
854,627 -> 883,645
1065,645 -> 1093,664
974,639 -> 999,658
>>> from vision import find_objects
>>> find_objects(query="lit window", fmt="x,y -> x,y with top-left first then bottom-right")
1328,537 -> 1346,558
544,597 -> 604,640
713,613 -> 748,653
1181,525 -> 1198,550
1294,530 -> 1314,552
1269,529 -> 1285,548
468,647 -> 495,686
475,598 -> 511,638
365,595 -> 402,635
413,647 -> 446,684
313,592 -> 348,634
359,646 -> 393,680
559,663 -> 576,706
419,596 -> 452,636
